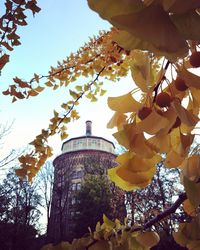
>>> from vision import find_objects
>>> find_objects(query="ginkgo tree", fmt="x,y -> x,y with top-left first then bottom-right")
1,0 -> 200,249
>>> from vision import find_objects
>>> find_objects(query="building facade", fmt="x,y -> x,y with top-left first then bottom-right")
48,121 -> 125,243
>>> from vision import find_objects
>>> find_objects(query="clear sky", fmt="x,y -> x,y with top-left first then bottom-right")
0,1 -> 133,159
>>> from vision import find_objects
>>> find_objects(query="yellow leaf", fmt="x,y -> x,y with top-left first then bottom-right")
115,154 -> 160,186
61,132 -> 68,141
88,0 -> 144,22
113,123 -> 139,150
53,84 -> 59,90
103,214 -> 115,230
172,98 -> 199,127
137,109 -> 169,135
28,89 -> 39,96
107,111 -> 127,129
181,155 -> 200,182
171,10 -> 200,41
147,134 -> 171,153
165,149 -> 185,168
183,199 -> 196,217
112,4 -> 188,59
45,81 -> 53,87
34,86 -> 44,92
136,231 -> 160,248
71,110 -> 80,120
100,89 -> 106,96
107,92 -> 142,113
179,133 -> 195,156
75,85 -> 83,91
156,106 -> 177,136
166,1 -> 200,14
178,67 -> 200,89
108,166 -> 149,191
130,50 -> 151,92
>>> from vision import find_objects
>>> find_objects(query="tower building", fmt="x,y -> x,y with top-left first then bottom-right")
48,121 -> 125,243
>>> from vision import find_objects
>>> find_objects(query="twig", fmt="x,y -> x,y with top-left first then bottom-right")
153,60 -> 170,102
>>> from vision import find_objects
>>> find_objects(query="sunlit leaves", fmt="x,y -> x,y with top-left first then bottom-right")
181,155 -> 200,182
88,0 -> 196,60
171,10 -> 200,41
108,92 -> 142,113
108,152 -> 160,190
0,0 -> 41,72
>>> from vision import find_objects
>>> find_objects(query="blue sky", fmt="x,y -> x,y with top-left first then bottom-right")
0,1 -> 133,158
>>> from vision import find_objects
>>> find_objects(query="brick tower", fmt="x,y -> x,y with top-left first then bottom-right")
48,121 -> 125,243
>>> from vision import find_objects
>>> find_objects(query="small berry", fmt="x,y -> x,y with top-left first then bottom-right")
189,51 -> 200,68
174,77 -> 188,91
155,92 -> 171,108
138,107 -> 152,120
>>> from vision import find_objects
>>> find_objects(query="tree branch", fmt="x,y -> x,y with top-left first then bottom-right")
131,192 -> 187,232
85,192 -> 187,250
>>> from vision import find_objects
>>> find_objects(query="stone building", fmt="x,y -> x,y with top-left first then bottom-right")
48,121 -> 125,243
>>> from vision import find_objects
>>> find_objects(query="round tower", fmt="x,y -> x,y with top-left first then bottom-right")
48,121 -> 125,243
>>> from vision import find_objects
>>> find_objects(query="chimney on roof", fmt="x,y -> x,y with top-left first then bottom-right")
86,120 -> 92,136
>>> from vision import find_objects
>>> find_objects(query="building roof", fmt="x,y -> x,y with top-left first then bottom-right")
61,135 -> 115,151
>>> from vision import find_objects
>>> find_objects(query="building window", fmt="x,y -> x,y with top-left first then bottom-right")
71,197 -> 76,205
71,182 -> 81,191
72,170 -> 84,179
77,183 -> 81,190
71,183 -> 76,191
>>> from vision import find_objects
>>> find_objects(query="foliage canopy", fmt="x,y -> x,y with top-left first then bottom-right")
1,0 -> 200,249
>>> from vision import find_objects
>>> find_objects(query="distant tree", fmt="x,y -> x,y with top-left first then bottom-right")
0,170 -> 42,250
35,161 -> 54,237
73,175 -> 113,239
126,161 -> 188,250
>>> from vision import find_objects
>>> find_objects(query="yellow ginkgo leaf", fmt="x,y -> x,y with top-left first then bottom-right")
127,154 -> 161,172
108,166 -> 138,191
128,133 -> 156,158
112,4 -> 188,58
166,0 -> 200,14
87,0 -> 144,22
183,199 -> 196,217
107,111 -> 127,129
113,123 -> 140,150
136,231 -> 160,248
171,10 -> 200,41
116,164 -> 156,185
34,86 -> 45,92
137,109 -> 169,135
172,98 -> 199,127
178,66 -> 200,89
157,106 -> 177,136
130,50 -> 150,92
107,92 -> 142,113
178,133 -> 195,156
181,155 -> 200,182
165,149 -> 185,168
28,89 -> 39,97
147,133 -> 171,153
